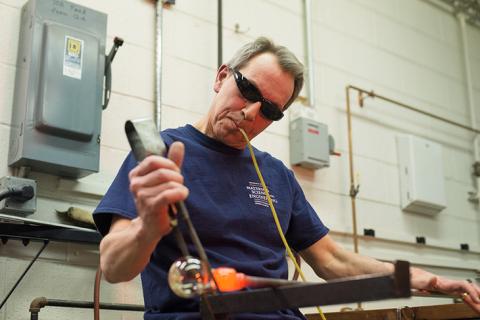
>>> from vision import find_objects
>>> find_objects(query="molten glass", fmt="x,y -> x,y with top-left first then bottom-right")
168,256 -> 211,298
169,258 -> 294,298
212,267 -> 247,292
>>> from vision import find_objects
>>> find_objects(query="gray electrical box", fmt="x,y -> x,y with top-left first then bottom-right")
396,135 -> 447,215
9,0 -> 107,178
289,118 -> 330,169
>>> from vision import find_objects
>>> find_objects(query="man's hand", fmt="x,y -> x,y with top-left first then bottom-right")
128,141 -> 189,241
428,277 -> 480,313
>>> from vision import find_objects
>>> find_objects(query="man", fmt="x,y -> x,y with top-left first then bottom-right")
94,37 -> 480,319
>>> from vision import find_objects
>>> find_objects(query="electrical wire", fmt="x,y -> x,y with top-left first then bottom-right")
239,128 -> 327,320
0,190 -> 11,202
0,186 -> 34,202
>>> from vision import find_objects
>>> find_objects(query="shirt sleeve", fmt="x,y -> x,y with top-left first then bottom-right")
93,152 -> 138,236
286,170 -> 329,252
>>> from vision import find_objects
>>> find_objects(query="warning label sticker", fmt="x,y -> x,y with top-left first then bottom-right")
63,36 -> 84,79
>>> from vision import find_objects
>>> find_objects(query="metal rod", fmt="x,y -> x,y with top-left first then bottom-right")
168,205 -> 191,257
47,299 -> 145,310
217,0 -> 222,69
349,85 -> 480,134
458,13 -> 480,205
458,15 -> 479,142
0,240 -> 49,310
174,227 -> 190,257
175,202 -> 219,291
155,1 -> 164,130
35,298 -> 144,311
246,275 -> 297,288
304,0 -> 316,108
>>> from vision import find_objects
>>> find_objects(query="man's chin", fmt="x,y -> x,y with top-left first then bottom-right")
211,125 -> 253,149
220,136 -> 246,150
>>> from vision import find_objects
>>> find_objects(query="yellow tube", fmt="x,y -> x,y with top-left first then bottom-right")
239,128 -> 326,320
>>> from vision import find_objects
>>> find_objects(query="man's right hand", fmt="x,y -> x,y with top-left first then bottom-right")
99,141 -> 189,283
128,141 -> 189,241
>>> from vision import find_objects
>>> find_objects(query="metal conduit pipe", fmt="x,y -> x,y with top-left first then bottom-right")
155,1 -> 165,130
458,13 -> 480,203
29,297 -> 144,320
303,0 -> 316,108
217,0 -> 222,68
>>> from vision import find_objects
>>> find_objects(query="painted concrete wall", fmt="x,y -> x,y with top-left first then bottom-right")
0,0 -> 479,319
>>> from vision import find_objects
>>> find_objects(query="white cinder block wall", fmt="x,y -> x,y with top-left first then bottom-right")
0,0 -> 479,319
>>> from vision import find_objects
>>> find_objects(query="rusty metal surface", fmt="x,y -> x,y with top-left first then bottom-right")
200,261 -> 410,319
306,303 -> 479,320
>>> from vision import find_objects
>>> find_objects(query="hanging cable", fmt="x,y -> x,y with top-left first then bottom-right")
0,240 -> 49,310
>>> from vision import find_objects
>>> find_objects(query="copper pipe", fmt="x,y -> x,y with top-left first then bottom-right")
348,85 -> 480,134
94,266 -> 102,320
345,86 -> 359,254
346,86 -> 361,311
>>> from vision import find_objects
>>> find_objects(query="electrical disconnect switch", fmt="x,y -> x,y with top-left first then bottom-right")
0,176 -> 36,216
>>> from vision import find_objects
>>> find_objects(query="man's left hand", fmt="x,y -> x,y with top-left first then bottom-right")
429,277 -> 480,313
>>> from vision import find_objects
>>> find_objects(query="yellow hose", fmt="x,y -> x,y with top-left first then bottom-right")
239,128 -> 326,320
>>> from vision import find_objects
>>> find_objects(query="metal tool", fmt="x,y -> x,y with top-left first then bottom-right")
200,260 -> 412,319
124,119 -> 218,292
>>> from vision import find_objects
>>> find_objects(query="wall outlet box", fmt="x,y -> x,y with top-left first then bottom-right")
0,176 -> 37,216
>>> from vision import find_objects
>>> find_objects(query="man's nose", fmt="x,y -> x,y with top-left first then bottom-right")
242,101 -> 262,121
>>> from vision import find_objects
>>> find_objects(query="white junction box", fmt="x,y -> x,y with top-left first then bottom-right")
396,135 -> 446,215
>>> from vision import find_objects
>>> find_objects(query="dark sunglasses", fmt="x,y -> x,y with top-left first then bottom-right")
231,69 -> 284,121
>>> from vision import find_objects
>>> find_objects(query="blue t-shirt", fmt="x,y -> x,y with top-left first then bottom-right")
94,125 -> 329,319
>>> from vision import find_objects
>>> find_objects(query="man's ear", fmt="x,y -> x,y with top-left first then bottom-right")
214,64 -> 230,93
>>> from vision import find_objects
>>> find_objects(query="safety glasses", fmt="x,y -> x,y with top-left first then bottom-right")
232,69 -> 284,121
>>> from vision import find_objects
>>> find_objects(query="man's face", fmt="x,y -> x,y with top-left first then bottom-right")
204,52 -> 294,149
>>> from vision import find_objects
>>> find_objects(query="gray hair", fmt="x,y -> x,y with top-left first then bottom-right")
226,37 -> 304,110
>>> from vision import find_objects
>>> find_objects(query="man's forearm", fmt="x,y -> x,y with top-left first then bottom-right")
99,218 -> 161,283
301,235 -> 393,280
325,249 -> 441,291
320,249 -> 460,293
322,247 -> 393,279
